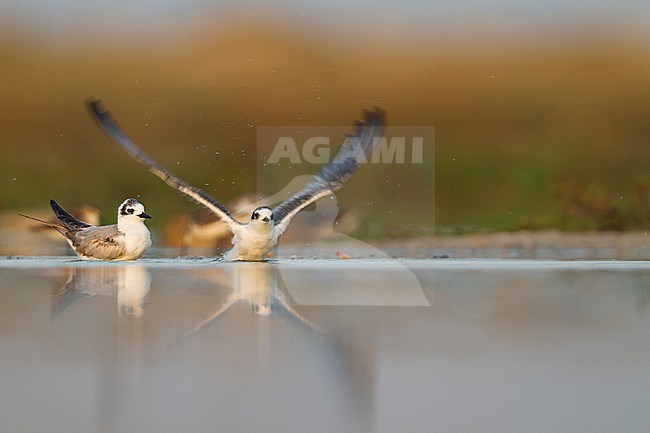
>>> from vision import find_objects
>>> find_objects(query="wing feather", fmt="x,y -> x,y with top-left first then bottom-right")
272,107 -> 385,235
86,98 -> 242,229
69,225 -> 127,260
50,199 -> 92,230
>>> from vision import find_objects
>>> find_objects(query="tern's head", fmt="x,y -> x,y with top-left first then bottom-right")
250,206 -> 273,224
118,198 -> 152,223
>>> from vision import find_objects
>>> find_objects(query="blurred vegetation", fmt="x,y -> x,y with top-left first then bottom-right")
0,18 -> 649,238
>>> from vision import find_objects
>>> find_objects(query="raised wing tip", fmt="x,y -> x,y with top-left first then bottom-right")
352,106 -> 385,137
86,97 -> 105,117
362,106 -> 386,126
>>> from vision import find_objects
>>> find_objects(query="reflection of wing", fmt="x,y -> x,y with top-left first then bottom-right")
272,108 -> 385,235
51,267 -> 119,319
86,98 -> 243,231
183,263 -> 324,337
51,286 -> 92,320
69,225 -> 127,260
274,270 -> 324,333
184,294 -> 240,338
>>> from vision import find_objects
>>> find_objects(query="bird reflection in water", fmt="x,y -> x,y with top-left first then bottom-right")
186,262 -> 322,337
184,261 -> 376,432
52,265 -> 152,319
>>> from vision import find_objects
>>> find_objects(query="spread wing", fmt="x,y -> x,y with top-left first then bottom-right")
86,98 -> 243,230
68,225 -> 127,261
272,107 -> 385,236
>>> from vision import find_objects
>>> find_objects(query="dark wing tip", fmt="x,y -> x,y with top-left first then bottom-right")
340,107 -> 385,131
49,199 -> 69,219
363,105 -> 386,126
351,106 -> 386,139
49,199 -> 90,230
86,97 -> 106,119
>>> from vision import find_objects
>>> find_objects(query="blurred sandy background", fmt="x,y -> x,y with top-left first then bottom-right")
1,0 -> 649,244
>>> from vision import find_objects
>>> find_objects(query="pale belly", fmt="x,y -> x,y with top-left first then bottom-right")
225,227 -> 278,261
124,233 -> 152,260
117,229 -> 152,261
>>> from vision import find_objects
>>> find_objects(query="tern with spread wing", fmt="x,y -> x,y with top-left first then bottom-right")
21,198 -> 152,261
87,98 -> 384,261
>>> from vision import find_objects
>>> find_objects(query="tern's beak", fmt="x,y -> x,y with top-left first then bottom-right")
139,212 -> 152,219
262,216 -> 270,223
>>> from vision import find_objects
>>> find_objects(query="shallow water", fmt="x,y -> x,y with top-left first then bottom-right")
0,257 -> 649,433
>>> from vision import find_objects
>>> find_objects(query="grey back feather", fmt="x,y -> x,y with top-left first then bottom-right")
69,225 -> 127,260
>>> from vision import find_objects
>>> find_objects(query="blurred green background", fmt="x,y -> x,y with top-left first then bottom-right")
1,1 -> 649,238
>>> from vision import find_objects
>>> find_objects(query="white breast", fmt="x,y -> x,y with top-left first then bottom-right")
120,223 -> 152,260
226,225 -> 278,261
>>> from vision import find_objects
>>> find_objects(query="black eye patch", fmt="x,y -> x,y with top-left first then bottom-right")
252,212 -> 259,220
127,208 -> 135,214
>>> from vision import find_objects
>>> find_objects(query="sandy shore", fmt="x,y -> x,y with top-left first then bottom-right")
373,230 -> 650,260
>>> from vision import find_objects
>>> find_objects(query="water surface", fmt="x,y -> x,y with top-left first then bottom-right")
0,258 -> 648,433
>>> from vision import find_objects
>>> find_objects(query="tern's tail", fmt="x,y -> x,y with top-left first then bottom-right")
18,213 -> 68,236
49,199 -> 91,231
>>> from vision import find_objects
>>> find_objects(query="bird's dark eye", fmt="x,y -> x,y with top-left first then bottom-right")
252,212 -> 259,220
127,208 -> 134,214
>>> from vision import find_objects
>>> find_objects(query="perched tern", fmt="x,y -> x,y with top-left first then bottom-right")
21,198 -> 152,261
87,98 -> 384,261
